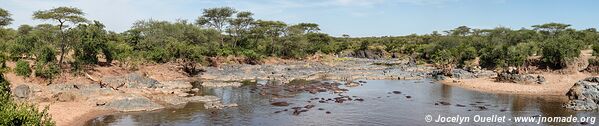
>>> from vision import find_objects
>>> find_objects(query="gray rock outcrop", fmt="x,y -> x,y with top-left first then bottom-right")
103,95 -> 165,112
102,72 -> 161,89
565,77 -> 599,110
13,85 -> 30,99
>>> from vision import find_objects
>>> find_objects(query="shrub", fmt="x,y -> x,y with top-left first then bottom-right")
541,35 -> 582,69
36,46 -> 56,64
241,49 -> 263,65
0,74 -> 55,126
34,62 -> 60,79
8,35 -> 37,60
14,60 -> 31,77
593,44 -> 599,56
145,48 -> 170,63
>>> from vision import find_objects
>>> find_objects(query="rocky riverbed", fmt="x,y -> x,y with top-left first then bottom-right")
9,58 -> 437,125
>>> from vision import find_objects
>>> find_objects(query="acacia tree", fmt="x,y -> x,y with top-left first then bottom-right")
196,7 -> 236,46
252,20 -> 287,55
228,11 -> 254,47
33,7 -> 87,65
532,23 -> 571,37
0,8 -> 13,26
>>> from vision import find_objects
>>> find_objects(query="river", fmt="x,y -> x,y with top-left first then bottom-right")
86,79 -> 597,125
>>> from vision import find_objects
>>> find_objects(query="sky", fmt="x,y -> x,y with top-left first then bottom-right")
1,0 -> 598,37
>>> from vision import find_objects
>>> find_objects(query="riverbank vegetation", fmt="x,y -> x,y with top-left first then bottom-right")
1,6 -> 599,125
0,6 -> 597,78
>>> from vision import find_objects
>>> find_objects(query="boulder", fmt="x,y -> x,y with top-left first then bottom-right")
161,81 -> 193,90
53,92 -> 77,102
429,70 -> 446,81
185,95 -> 220,103
474,70 -> 497,78
565,77 -> 599,110
13,85 -> 30,99
271,101 -> 290,106
104,95 -> 164,112
451,69 -> 474,79
201,81 -> 242,87
153,95 -> 188,106
496,73 -> 544,84
102,72 -> 161,89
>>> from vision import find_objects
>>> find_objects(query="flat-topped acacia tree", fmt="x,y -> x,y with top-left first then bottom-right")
0,8 -> 13,26
33,7 -> 87,65
196,7 -> 237,47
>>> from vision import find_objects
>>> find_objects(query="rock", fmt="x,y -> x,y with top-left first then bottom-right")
54,92 -> 77,102
345,82 -> 360,87
204,101 -> 225,109
392,91 -> 401,94
96,101 -> 107,106
474,70 -> 497,78
201,81 -> 242,87
154,95 -> 188,106
429,70 -> 446,81
325,111 -> 331,114
536,75 -> 545,84
224,103 -> 238,107
451,69 -> 474,79
439,101 -> 451,105
565,77 -> 599,110
271,101 -> 290,106
304,104 -> 315,109
161,81 -> 193,90
185,95 -> 220,103
102,72 -> 160,89
13,85 -> 30,99
104,95 -> 164,112
496,72 -> 541,84
456,104 -> 466,107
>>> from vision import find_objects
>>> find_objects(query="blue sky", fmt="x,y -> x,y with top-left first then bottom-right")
1,0 -> 598,37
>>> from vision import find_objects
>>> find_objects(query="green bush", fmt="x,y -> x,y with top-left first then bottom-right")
34,62 -> 60,79
541,35 -> 582,68
35,46 -> 56,64
479,43 -> 530,69
593,44 -> 599,56
0,54 -> 8,73
14,60 -> 31,77
9,36 -> 37,60
145,48 -> 171,63
0,60 -> 54,125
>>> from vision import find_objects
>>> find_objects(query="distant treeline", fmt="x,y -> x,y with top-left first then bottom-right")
1,7 -> 598,80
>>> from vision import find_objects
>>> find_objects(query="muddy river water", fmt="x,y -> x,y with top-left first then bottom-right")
86,80 -> 598,125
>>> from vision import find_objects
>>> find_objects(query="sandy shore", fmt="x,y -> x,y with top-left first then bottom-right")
35,102 -> 113,126
440,72 -> 595,95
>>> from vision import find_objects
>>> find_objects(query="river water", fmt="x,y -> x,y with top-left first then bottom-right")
85,80 -> 598,126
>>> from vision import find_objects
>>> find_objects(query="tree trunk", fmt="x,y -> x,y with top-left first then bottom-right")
270,37 -> 275,56
58,22 -> 65,65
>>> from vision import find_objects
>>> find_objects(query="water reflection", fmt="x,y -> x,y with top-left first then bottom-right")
86,80 -> 596,126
